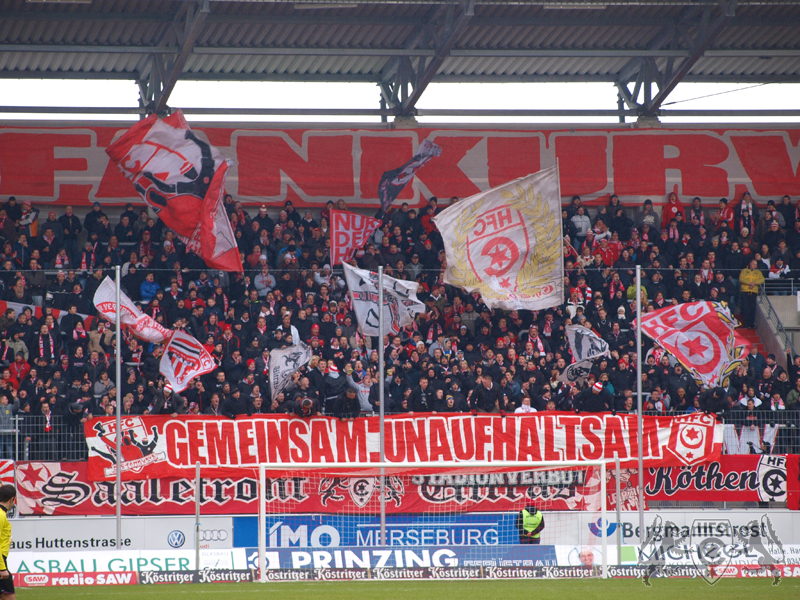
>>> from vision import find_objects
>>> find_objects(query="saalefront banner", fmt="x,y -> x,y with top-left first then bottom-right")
83,412 -> 723,481
16,460 -> 607,516
2,125 -> 799,208
15,456 -> 798,516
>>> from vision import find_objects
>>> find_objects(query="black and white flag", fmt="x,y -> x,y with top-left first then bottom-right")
560,324 -> 610,384
342,263 -> 425,336
377,139 -> 441,214
269,342 -> 312,402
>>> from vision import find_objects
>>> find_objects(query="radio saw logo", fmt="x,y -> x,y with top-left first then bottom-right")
91,417 -> 166,477
318,477 -> 405,508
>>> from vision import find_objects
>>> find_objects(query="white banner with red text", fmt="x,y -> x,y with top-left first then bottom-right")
83,413 -> 722,481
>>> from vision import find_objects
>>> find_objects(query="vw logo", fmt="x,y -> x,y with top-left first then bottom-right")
167,530 -> 186,548
199,530 -> 228,541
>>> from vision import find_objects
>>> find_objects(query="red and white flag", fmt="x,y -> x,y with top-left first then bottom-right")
330,209 -> 382,265
433,166 -> 563,310
637,301 -> 747,388
160,330 -> 216,393
92,277 -> 171,343
106,111 -> 242,273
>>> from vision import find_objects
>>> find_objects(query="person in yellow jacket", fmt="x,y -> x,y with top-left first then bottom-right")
517,505 -> 545,544
0,484 -> 16,599
740,259 -> 765,328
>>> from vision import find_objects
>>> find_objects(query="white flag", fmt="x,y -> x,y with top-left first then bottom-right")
342,263 -> 425,336
433,166 -> 563,310
160,330 -> 216,393
92,277 -> 171,343
559,325 -> 610,384
269,342 -> 313,402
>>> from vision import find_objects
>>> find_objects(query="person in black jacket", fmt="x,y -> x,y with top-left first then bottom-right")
368,379 -> 390,413
470,374 -> 502,413
699,387 -> 728,416
152,384 -> 187,416
322,364 -> 348,414
333,387 -> 360,420
221,387 -> 247,419
407,377 -> 432,412
292,396 -> 321,418
574,382 -> 612,413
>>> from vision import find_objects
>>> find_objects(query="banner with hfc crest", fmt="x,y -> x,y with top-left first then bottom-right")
434,166 -> 564,310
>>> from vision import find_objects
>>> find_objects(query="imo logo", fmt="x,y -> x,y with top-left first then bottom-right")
589,518 -> 617,537
168,530 -> 186,548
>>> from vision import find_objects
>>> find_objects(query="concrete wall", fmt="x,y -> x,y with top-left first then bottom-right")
764,295 -> 800,358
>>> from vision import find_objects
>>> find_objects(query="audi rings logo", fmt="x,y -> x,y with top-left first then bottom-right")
167,530 -> 186,548
199,530 -> 229,542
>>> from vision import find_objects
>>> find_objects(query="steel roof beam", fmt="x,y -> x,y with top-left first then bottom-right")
644,2 -> 735,114
2,105 -> 800,118
153,0 -> 210,114
5,44 -> 797,58
2,9 -> 799,28
0,70 -> 796,85
399,0 -> 475,115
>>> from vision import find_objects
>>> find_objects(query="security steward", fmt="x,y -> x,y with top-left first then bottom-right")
0,484 -> 16,600
517,505 -> 545,544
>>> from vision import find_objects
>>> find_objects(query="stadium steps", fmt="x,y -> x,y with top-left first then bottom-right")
734,323 -> 766,354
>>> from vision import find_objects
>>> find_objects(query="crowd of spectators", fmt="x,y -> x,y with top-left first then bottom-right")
0,188 -> 799,461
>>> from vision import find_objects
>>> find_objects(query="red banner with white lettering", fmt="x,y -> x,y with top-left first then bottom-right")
21,457 -> 797,517
642,454 -> 790,504
83,412 -> 722,482
2,125 -> 799,208
330,209 -> 382,265
16,460 -> 614,516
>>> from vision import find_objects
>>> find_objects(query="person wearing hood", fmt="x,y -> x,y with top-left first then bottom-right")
323,363 -> 348,414
662,191 -> 685,225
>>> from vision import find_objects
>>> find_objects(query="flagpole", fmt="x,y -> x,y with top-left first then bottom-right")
635,265 -> 644,547
115,265 -> 122,549
378,266 -> 386,547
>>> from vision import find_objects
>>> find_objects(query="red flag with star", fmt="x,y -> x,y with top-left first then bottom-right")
636,301 -> 748,389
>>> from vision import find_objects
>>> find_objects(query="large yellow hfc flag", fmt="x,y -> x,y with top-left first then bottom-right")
433,166 -> 563,310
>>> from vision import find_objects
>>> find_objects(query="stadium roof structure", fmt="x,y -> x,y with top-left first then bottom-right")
2,0 -> 800,121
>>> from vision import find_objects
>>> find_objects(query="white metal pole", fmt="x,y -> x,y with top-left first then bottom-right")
258,464 -> 266,583
636,265 -> 645,548
600,460 -> 608,579
195,462 -> 201,570
115,265 -> 122,549
378,266 -> 386,547
615,455 -> 621,567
